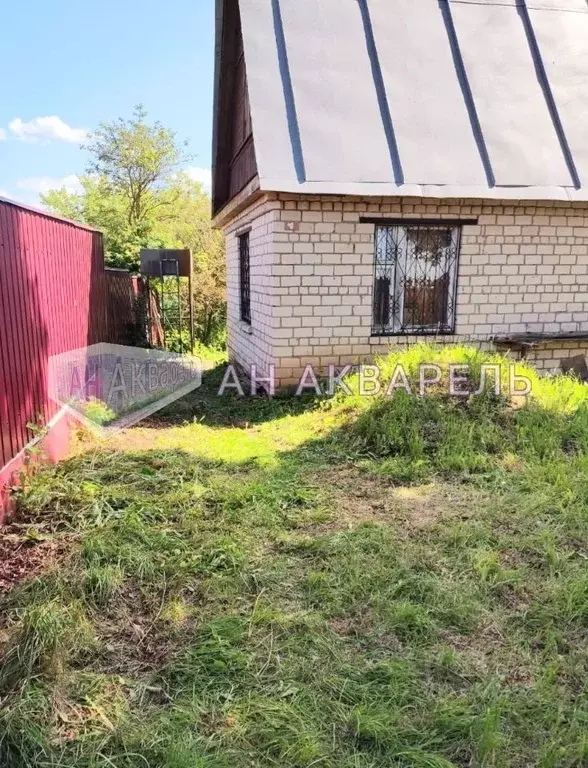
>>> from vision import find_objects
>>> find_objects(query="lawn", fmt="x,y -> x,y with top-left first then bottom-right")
1,346 -> 588,767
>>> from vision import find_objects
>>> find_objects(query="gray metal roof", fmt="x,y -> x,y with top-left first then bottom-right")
237,0 -> 588,200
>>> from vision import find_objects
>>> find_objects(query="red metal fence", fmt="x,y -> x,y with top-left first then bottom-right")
0,197 -> 134,510
103,268 -> 141,345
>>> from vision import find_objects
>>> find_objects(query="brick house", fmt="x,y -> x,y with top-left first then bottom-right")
211,0 -> 588,388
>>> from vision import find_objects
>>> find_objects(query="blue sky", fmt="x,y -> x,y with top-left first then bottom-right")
0,0 -> 215,205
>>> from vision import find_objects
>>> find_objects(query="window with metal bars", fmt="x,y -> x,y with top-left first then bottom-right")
238,231 -> 251,324
371,223 -> 461,335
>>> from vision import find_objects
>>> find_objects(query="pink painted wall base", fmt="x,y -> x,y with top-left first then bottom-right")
0,409 -> 75,523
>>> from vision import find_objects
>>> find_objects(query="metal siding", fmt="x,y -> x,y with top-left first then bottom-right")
0,204 -> 29,458
239,0 -> 303,185
0,200 -> 117,483
279,0 -> 394,183
102,269 -> 141,345
529,6 -> 588,186
449,0 -> 571,187
367,0 -> 488,186
0,206 -> 19,463
226,0 -> 588,201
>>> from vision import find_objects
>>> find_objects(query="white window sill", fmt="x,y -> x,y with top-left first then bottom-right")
239,321 -> 253,335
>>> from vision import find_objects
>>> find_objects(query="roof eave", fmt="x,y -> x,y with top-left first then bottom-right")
255,178 -> 588,203
211,0 -> 225,207
211,175 -> 263,229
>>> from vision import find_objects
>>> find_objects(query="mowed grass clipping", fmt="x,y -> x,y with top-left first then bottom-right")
1,345 -> 588,768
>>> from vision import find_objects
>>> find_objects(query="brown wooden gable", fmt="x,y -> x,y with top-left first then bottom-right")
212,0 -> 257,215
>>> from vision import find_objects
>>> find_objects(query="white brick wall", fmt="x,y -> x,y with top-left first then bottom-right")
224,194 -> 281,380
221,194 -> 588,386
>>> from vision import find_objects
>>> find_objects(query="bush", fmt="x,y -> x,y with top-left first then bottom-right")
345,345 -> 588,479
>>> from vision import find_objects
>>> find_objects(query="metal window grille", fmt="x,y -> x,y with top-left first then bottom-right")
239,232 -> 251,324
372,223 -> 461,335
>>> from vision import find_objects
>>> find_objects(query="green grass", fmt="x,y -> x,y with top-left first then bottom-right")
1,346 -> 588,767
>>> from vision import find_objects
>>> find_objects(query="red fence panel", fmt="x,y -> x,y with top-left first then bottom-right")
0,198 -> 133,515
102,268 -> 141,345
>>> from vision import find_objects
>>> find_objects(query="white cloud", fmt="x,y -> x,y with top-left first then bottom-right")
0,188 -> 40,206
8,116 -> 87,144
17,174 -> 83,197
185,166 -> 212,193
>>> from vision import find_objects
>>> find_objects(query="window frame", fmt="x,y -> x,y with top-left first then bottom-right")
238,230 -> 251,325
369,220 -> 466,337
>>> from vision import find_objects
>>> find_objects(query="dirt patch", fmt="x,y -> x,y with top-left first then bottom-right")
0,531 -> 64,592
309,465 -> 484,534
328,611 -> 373,638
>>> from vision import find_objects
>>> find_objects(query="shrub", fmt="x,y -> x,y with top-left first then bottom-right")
345,345 -> 588,478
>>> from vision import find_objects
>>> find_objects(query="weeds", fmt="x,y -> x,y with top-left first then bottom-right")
1,347 -> 588,767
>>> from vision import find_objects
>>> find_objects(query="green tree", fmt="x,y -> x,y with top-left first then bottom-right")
42,105 -> 190,270
43,176 -> 149,269
154,173 -> 226,347
41,108 -> 226,347
85,104 -> 188,226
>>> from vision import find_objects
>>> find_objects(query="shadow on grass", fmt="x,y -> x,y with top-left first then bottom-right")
4,380 -> 588,767
142,364 -> 327,430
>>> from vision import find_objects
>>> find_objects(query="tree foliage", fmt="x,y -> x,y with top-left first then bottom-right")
41,107 -> 226,347
85,104 -> 188,226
